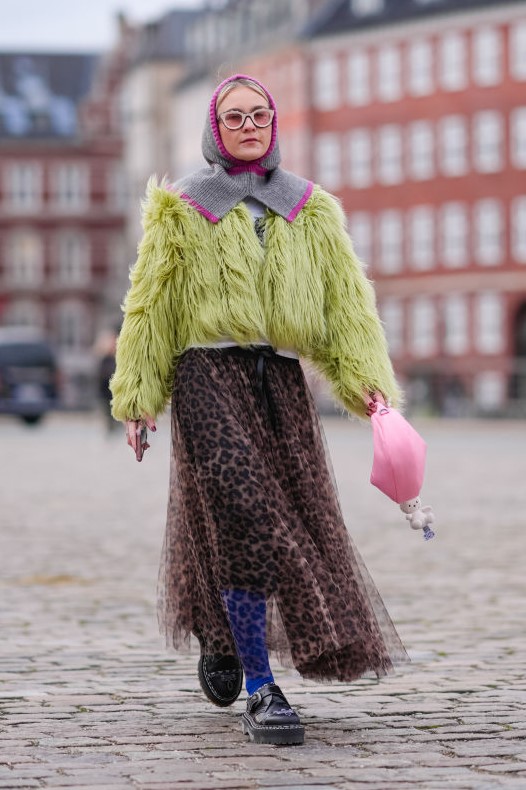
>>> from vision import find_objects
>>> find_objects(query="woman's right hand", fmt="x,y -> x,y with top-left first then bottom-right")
125,415 -> 157,453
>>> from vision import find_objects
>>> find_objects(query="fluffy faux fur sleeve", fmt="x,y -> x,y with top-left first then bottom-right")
110,180 -> 184,421
307,189 -> 403,417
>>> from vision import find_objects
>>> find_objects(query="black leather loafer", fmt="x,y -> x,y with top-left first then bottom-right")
241,682 -> 304,745
198,653 -> 243,707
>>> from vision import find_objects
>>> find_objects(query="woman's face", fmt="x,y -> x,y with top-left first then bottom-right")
216,85 -> 273,162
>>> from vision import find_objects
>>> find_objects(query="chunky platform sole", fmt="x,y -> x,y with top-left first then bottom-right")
241,713 -> 305,745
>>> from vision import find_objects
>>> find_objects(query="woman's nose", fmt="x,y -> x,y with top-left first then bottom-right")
242,114 -> 256,130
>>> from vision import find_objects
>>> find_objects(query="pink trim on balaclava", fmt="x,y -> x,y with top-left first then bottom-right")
209,74 -> 278,169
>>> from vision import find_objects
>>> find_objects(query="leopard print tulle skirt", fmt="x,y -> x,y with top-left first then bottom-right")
158,347 -> 408,682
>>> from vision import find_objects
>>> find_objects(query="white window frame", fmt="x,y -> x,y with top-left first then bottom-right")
313,55 -> 340,111
410,296 -> 437,358
380,298 -> 404,358
511,196 -> 526,263
51,162 -> 89,211
56,299 -> 89,350
473,371 -> 506,410
55,230 -> 90,286
348,128 -> 372,188
315,133 -> 342,190
4,162 -> 43,213
439,32 -> 467,92
511,107 -> 526,169
407,39 -> 433,97
347,50 -> 370,106
443,294 -> 469,356
510,21 -> 526,81
376,44 -> 402,103
473,111 -> 504,173
473,199 -> 504,267
439,115 -> 468,177
407,121 -> 434,181
378,210 -> 403,274
6,228 -> 44,287
4,299 -> 44,329
474,292 -> 504,354
473,26 -> 502,87
408,205 -> 435,270
106,162 -> 128,211
349,212 -> 373,265
377,124 -> 403,185
441,202 -> 469,268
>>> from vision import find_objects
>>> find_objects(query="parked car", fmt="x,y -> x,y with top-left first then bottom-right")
0,328 -> 61,425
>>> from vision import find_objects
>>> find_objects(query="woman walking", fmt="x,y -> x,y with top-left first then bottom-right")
110,74 -> 408,745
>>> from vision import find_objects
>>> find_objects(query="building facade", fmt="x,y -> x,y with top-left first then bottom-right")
307,0 -> 526,414
0,47 -> 127,406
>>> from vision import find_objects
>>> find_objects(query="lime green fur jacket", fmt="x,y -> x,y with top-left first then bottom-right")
110,179 -> 401,421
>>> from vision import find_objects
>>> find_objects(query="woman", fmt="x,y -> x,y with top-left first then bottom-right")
110,74 -> 408,746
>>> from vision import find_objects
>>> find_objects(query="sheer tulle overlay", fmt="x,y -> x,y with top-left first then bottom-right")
158,348 -> 408,682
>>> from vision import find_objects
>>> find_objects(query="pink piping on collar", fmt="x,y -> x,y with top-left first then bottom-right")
227,163 -> 268,176
180,193 -> 219,223
210,74 -> 278,169
286,182 -> 314,222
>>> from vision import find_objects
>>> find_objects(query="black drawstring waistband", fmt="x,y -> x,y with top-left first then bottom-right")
220,345 -> 295,429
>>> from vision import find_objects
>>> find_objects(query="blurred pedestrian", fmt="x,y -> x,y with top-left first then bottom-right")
93,328 -> 117,432
110,74 -> 408,745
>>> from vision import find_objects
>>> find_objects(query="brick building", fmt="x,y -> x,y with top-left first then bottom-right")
306,0 -> 526,414
0,44 -> 128,406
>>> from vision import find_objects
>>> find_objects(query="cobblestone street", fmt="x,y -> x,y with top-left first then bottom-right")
1,412 -> 525,789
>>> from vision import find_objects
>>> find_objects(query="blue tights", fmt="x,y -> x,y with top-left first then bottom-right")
221,589 -> 274,696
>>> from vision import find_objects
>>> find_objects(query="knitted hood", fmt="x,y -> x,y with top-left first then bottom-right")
175,74 -> 313,223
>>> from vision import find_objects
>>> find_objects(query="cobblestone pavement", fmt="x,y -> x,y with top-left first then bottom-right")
1,411 -> 525,790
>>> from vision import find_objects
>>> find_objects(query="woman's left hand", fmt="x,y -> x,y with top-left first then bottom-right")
364,390 -> 387,417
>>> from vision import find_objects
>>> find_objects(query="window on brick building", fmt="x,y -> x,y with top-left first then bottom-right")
378,210 -> 403,274
441,203 -> 468,268
407,39 -> 434,96
511,196 -> 526,263
313,56 -> 340,110
474,199 -> 504,266
443,294 -> 469,355
407,121 -> 434,180
473,371 -> 505,410
315,133 -> 341,190
473,26 -> 502,86
5,229 -> 44,287
56,299 -> 89,350
55,231 -> 90,286
106,162 -> 128,211
410,297 -> 437,357
349,212 -> 372,265
377,124 -> 403,185
377,45 -> 402,102
3,299 -> 44,329
439,32 -> 467,92
439,115 -> 468,176
511,107 -> 526,168
347,50 -> 370,106
52,163 -> 89,211
510,21 -> 526,81
408,206 -> 435,270
473,111 -> 504,173
475,292 -> 504,354
4,162 -> 42,212
348,129 -> 372,188
380,298 -> 404,357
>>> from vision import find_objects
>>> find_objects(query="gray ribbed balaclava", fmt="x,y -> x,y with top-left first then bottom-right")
175,74 -> 313,223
